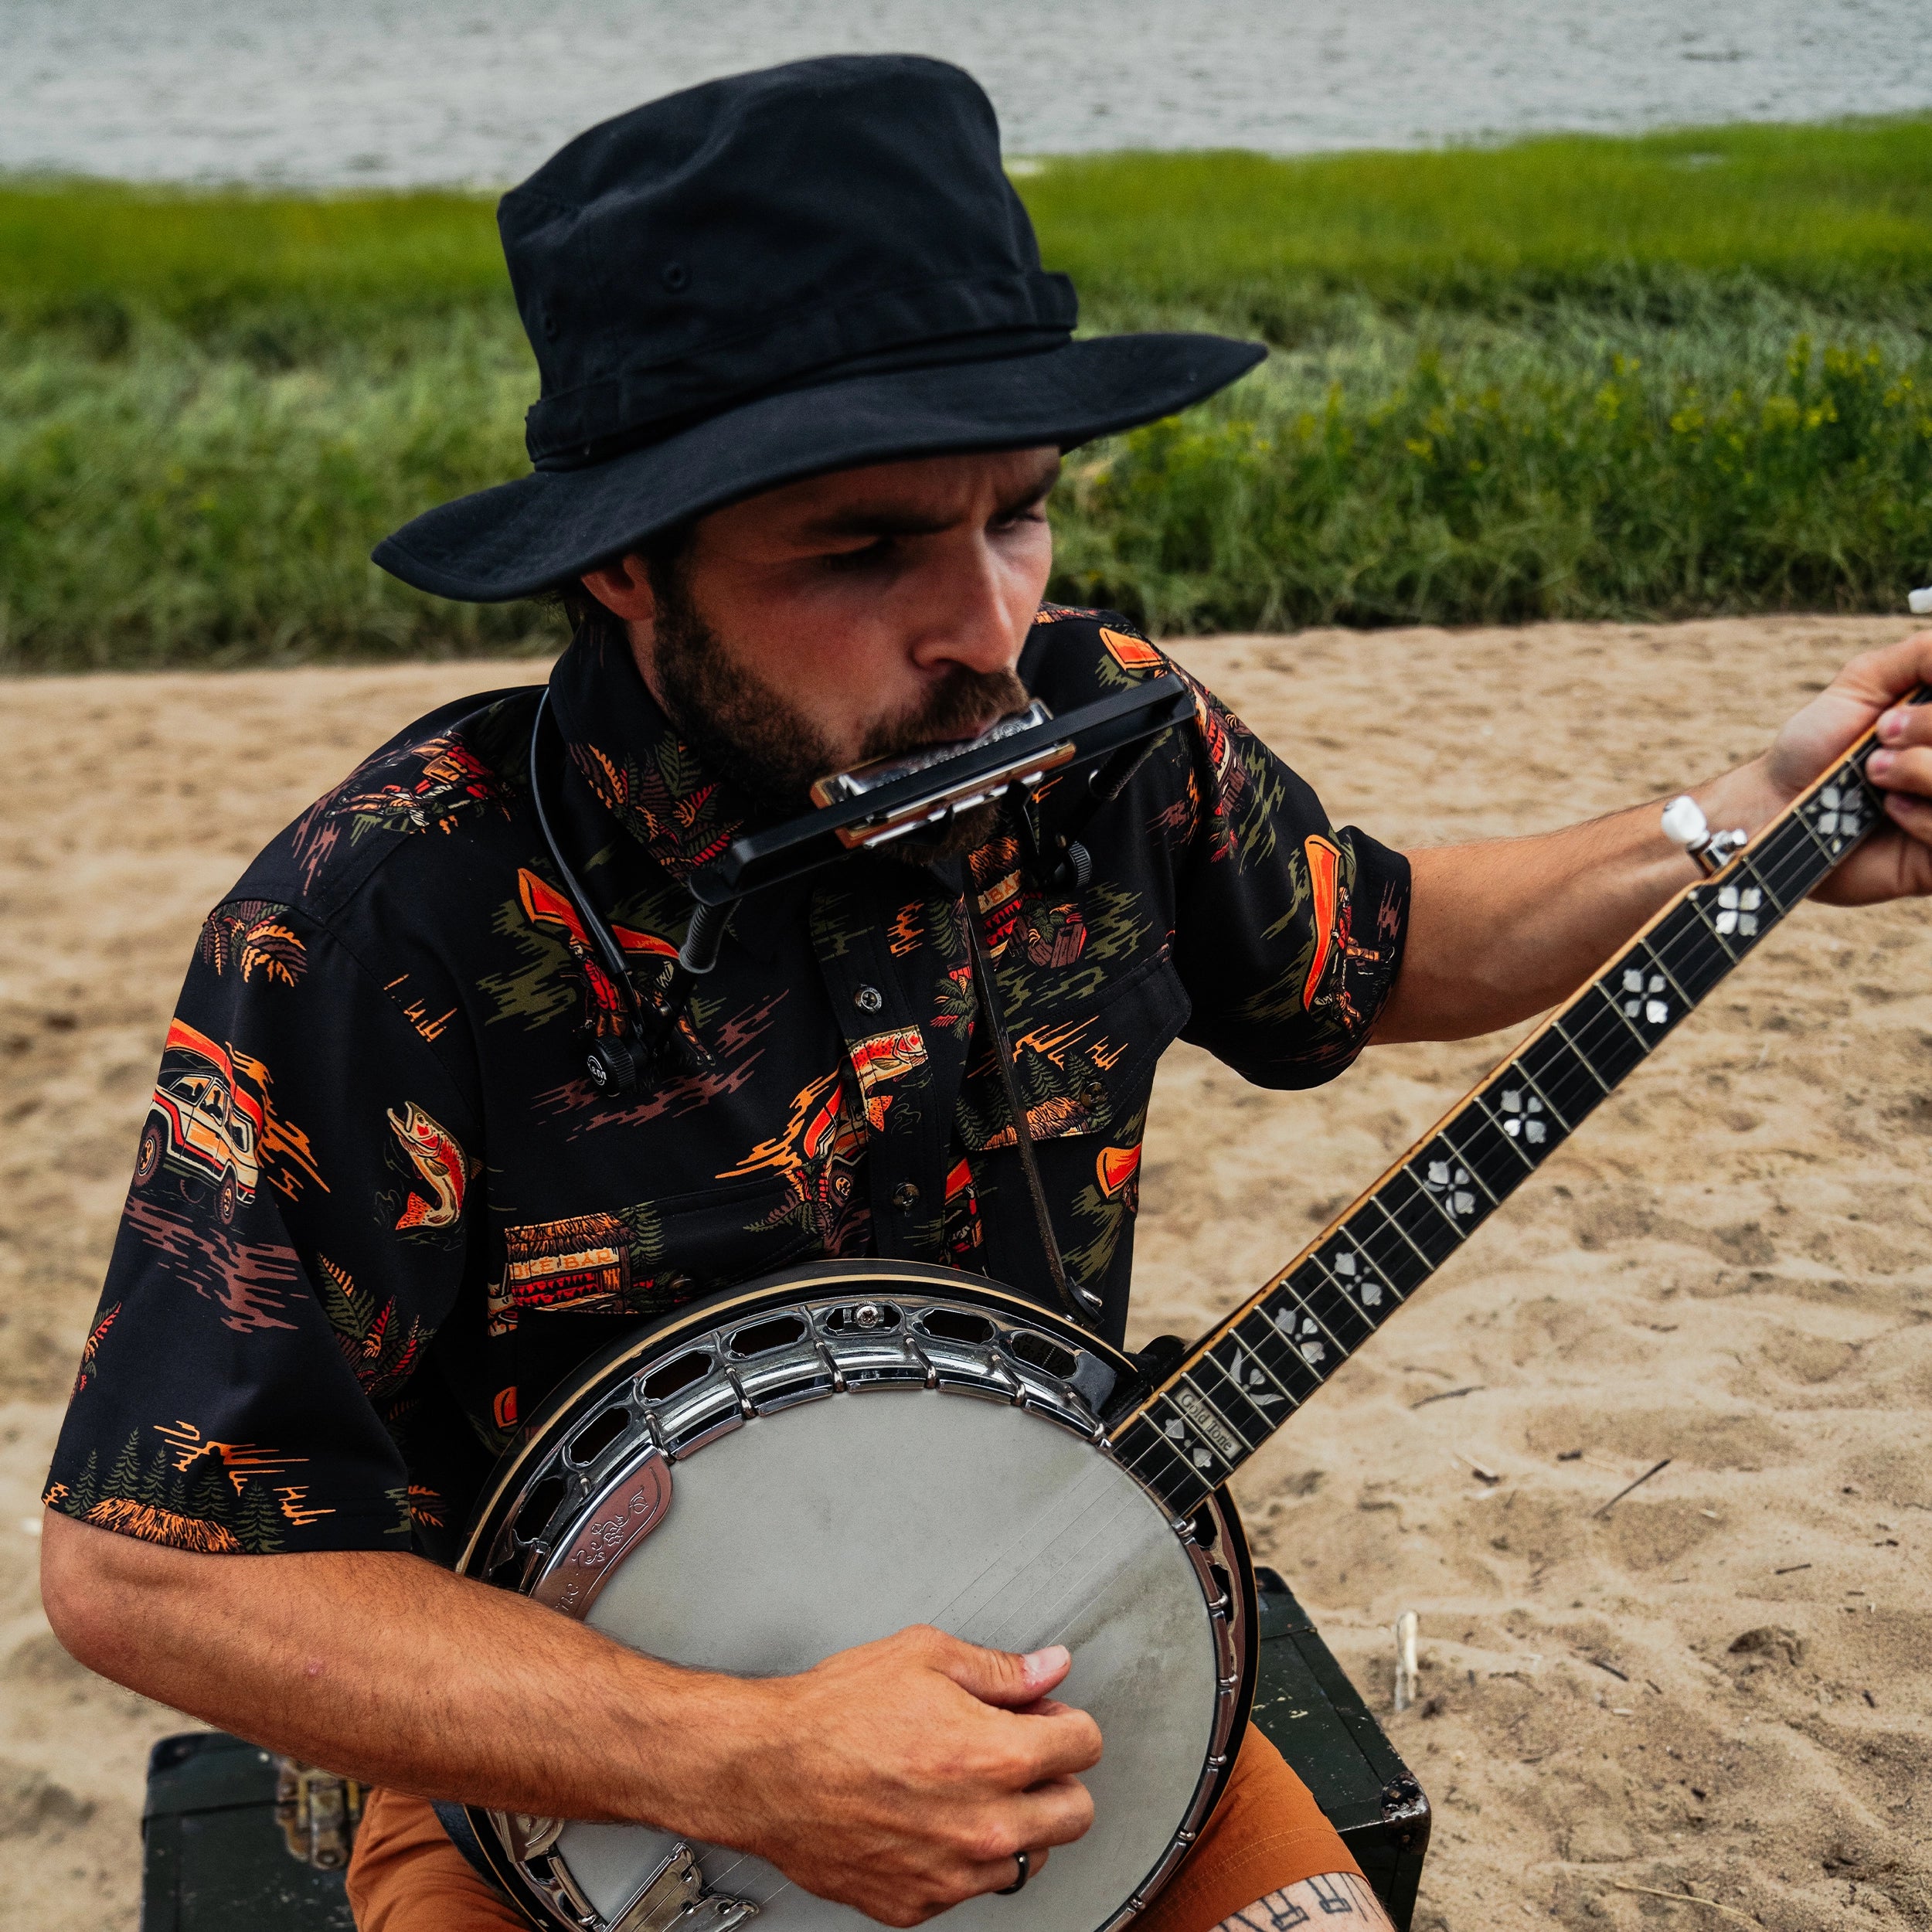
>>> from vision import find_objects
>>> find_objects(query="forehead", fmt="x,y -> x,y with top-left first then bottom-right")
708,445 -> 1060,540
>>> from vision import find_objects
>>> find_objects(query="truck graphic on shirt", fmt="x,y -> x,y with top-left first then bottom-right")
133,1019 -> 264,1223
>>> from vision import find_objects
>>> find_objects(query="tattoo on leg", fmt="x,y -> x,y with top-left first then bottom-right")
1213,1870 -> 1392,1932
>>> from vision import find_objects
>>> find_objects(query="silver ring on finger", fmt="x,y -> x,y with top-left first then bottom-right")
997,1849 -> 1030,1896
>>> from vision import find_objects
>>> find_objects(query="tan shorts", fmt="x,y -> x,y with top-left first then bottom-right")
345,1724 -> 1359,1932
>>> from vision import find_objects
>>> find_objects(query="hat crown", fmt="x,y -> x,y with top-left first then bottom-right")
501,55 -> 1077,469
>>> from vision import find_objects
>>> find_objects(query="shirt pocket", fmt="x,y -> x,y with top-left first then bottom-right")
962,952 -> 1192,1155
503,1172 -> 827,1418
499,1172 -> 823,1325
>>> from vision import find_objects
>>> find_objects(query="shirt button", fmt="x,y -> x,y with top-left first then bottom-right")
854,985 -> 884,1014
892,1181 -> 920,1211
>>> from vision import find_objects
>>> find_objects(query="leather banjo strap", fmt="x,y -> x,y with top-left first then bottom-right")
964,906 -> 1101,1328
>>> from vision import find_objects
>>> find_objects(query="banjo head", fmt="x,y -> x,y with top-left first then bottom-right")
461,1262 -> 1254,1931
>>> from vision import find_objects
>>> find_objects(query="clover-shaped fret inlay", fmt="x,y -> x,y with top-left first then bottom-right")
1329,1247 -> 1384,1306
1815,781 -> 1866,842
1621,965 -> 1670,1026
1498,1087 -> 1547,1145
1713,883 -> 1762,937
1161,1415 -> 1218,1471
1423,1158 -> 1477,1219
1273,1304 -> 1329,1365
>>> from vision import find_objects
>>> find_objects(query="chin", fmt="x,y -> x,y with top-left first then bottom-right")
886,798 -> 1004,866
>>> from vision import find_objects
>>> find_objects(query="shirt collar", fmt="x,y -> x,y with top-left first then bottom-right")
544,622 -> 983,962
543,625 -> 835,962
546,623 -> 757,883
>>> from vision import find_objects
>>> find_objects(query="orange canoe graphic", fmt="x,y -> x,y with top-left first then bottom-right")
1301,834 -> 1342,1009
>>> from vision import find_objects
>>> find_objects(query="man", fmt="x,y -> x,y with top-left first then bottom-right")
39,53 -> 1932,1932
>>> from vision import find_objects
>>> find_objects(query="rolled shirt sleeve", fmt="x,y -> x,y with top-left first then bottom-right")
1166,668 -> 1410,1087
43,900 -> 482,1555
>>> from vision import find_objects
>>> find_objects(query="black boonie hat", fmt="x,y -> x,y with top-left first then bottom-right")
373,54 -> 1264,604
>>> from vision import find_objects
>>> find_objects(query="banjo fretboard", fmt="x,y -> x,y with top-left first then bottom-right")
1111,698 -> 1923,1518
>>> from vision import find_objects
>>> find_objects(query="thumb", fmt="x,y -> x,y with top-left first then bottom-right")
931,1635 -> 1071,1709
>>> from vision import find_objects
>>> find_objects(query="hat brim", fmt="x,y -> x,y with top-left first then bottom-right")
372,332 -> 1264,603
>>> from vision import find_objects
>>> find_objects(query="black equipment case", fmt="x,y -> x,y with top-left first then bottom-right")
1249,1568 -> 1431,1928
139,1571 -> 1427,1930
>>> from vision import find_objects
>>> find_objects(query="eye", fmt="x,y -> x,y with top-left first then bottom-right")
822,539 -> 894,574
992,503 -> 1049,532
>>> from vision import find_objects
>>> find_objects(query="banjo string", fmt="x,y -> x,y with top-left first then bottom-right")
692,1481 -> 1166,1913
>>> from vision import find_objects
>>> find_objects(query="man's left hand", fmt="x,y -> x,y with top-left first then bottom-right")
1758,630 -> 1932,906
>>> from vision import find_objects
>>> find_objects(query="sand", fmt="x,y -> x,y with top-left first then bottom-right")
3,615 -> 1927,1931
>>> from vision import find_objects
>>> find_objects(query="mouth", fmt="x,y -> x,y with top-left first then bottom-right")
812,703 -> 1052,805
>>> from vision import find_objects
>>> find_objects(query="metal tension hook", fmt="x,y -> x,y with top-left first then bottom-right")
1660,794 -> 1747,876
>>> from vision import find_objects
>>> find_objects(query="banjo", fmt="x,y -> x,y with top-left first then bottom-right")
459,681 -> 1922,1932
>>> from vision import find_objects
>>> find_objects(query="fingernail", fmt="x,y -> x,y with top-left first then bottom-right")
1868,749 -> 1894,777
1880,709 -> 1909,741
1023,1645 -> 1069,1680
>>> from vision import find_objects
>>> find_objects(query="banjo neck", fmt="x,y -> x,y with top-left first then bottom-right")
1109,690 -> 1927,1519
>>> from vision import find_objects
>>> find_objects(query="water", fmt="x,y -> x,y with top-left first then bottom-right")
3,0 -> 1929,187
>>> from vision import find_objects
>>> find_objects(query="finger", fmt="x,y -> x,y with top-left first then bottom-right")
1005,1773 -> 1097,1849
1864,745 -> 1932,797
1827,631 -> 1932,713
1874,701 -> 1932,751
961,1845 -> 1051,1900
927,1632 -> 1070,1708
1002,1699 -> 1104,1782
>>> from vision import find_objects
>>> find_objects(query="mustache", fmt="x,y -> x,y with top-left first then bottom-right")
858,666 -> 1032,765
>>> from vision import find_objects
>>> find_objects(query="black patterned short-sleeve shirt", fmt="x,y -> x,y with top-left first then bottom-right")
43,608 -> 1409,1563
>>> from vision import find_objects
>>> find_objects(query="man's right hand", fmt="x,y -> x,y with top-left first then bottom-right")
42,1517 -> 1100,1929
711,1626 -> 1101,1926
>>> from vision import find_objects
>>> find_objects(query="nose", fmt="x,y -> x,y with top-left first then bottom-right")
906,529 -> 1026,682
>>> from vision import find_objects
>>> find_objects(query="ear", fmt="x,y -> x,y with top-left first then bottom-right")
580,553 -> 657,623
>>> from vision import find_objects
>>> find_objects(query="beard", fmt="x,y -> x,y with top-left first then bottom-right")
648,563 -> 1030,858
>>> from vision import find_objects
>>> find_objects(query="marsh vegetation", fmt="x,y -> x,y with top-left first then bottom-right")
5,117 -> 1930,667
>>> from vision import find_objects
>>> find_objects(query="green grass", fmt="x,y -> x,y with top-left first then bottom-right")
5,116 -> 1931,668
1028,118 -> 1932,325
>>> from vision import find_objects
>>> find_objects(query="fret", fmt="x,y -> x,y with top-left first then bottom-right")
1254,1280 -> 1348,1385
1679,886 -> 1744,964
1139,1390 -> 1237,1491
1373,1168 -> 1468,1269
1783,799 -> 1839,872
1733,849 -> 1790,916
1643,901 -> 1733,1002
1600,940 -> 1689,1052
1182,1355 -> 1274,1450
1731,850 -> 1785,916
1308,1233 -> 1407,1325
1563,983 -> 1651,1087
1794,764 -> 1877,867
1207,1321 -> 1305,1416
1690,874 -> 1770,956
1411,1135 -> 1498,1243
1512,1024 -> 1598,1130
1325,1209 -> 1432,1301
1114,1414 -> 1205,1513
1735,832 -> 1811,917
1196,1335 -> 1299,1431
1471,1073 -> 1568,1162
1627,937 -> 1692,1011
1440,1102 -> 1536,1199
1229,1303 -> 1327,1406
1274,1257 -> 1377,1351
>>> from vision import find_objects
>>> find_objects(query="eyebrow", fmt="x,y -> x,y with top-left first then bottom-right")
797,458 -> 1062,543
